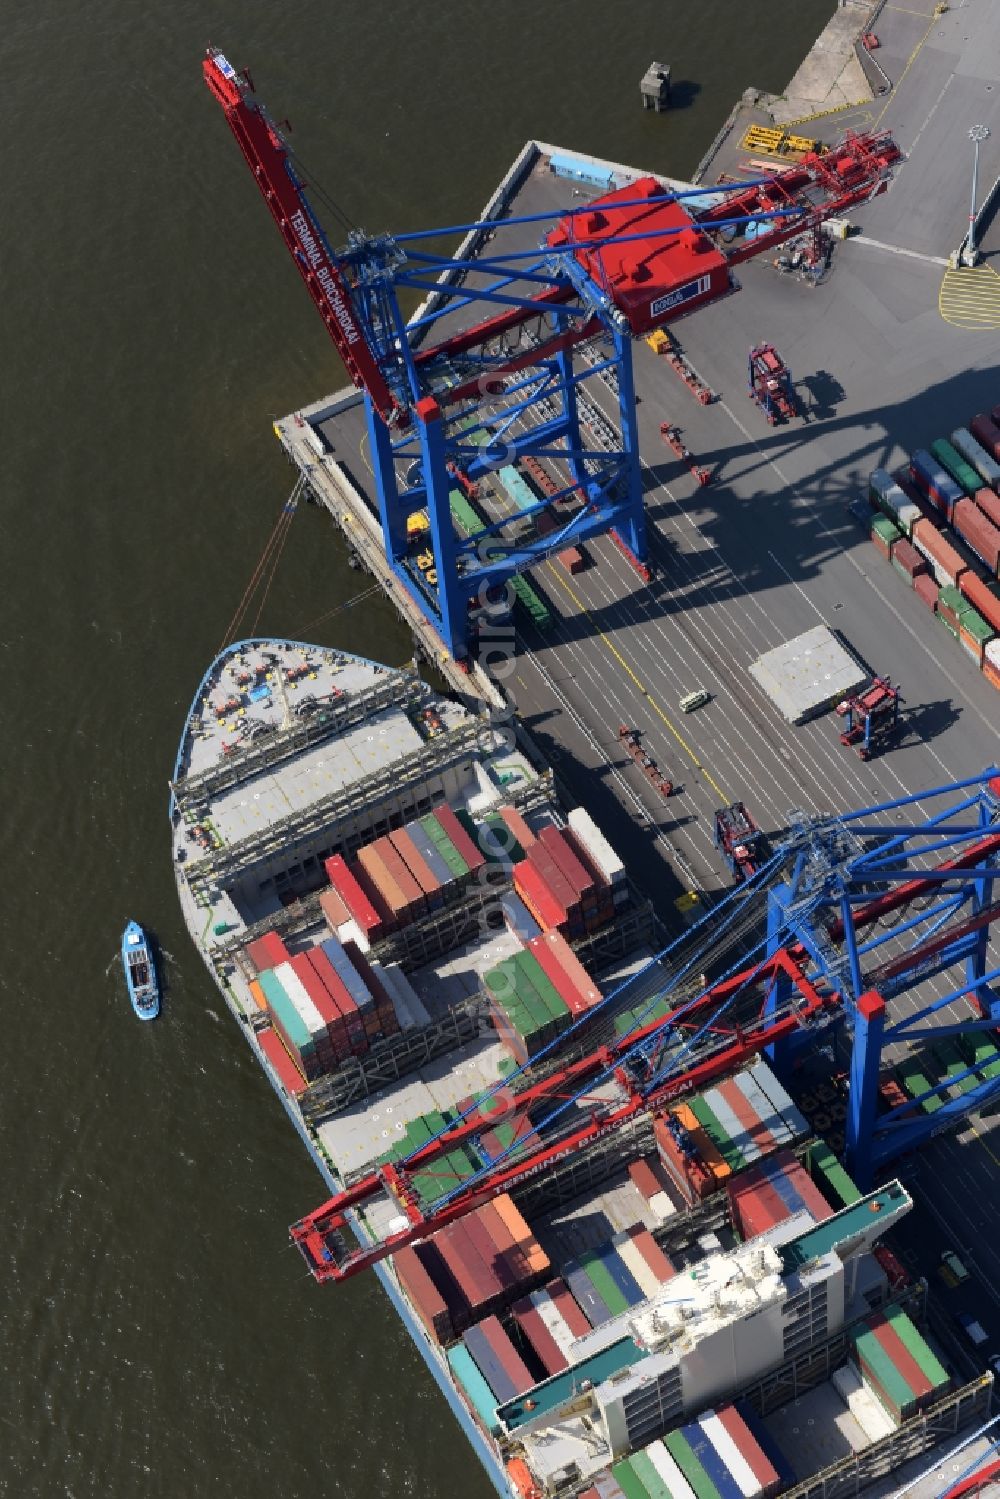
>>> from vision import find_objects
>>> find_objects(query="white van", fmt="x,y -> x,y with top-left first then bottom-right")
679,689 -> 709,714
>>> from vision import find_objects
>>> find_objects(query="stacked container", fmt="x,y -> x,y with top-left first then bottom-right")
527,929 -> 603,1016
567,806 -> 629,909
985,637 -> 1000,690
974,485 -> 1000,531
911,517 -> 969,587
485,949 -> 573,1063
461,1315 -> 534,1405
848,1307 -> 950,1424
909,449 -> 963,521
256,963 -> 338,1080
257,1026 -> 308,1097
930,437 -> 981,498
728,1149 -> 833,1239
610,1405 -> 783,1499
805,1138 -> 862,1207
870,512 -> 901,561
890,537 -> 927,584
953,496 -> 1000,574
869,468 -> 922,538
322,854 -> 384,943
628,1157 -> 678,1224
970,412 -> 1000,464
951,426 -> 1000,489
514,823 -> 616,937
244,931 -> 291,973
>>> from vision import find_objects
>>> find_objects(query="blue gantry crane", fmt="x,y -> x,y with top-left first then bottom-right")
204,49 -> 899,659
287,770 -> 1000,1281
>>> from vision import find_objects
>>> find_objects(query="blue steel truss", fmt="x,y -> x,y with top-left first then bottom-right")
762,769 -> 1000,1187
325,185 -> 797,658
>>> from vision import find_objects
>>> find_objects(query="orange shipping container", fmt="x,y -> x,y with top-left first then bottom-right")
248,978 -> 268,1012
911,517 -> 969,584
319,886 -> 351,932
356,844 -> 406,917
492,1193 -> 550,1278
672,1102 -> 732,1182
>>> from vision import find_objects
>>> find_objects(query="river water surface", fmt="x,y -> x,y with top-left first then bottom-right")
3,4 -> 834,1494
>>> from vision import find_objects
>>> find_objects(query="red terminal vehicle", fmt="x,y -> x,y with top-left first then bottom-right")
619,725 -> 673,797
714,802 -> 767,882
659,423 -> 712,486
748,343 -> 797,424
835,675 -> 901,760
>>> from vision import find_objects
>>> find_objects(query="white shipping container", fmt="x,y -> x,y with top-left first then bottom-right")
700,1411 -> 763,1499
702,1085 -> 760,1165
612,1233 -> 661,1298
529,1287 -> 579,1360
750,1060 -> 810,1138
567,806 -> 626,885
370,962 -> 412,1028
985,638 -> 1000,669
834,1362 -> 897,1440
646,1440 -> 699,1499
648,1190 -> 677,1222
732,1070 -> 793,1145
952,426 -> 1000,488
869,467 -> 896,505
322,934 -> 373,1010
273,960 -> 327,1038
378,962 -> 430,1028
893,502 -> 922,537
336,918 -> 371,956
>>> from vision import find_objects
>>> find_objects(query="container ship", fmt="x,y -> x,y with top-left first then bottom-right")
171,638 -> 990,1499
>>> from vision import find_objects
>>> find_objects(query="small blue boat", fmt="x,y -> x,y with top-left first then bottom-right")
122,920 -> 160,1020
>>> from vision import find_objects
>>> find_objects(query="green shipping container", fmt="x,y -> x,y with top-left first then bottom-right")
931,437 -> 981,498
807,1138 -> 862,1207
883,1306 -> 950,1392
664,1430 -> 721,1499
898,1059 -> 943,1113
578,1248 -> 630,1318
419,814 -> 468,879
514,952 -> 569,1029
611,1459 -> 652,1499
687,1094 -> 746,1172
931,1037 -> 978,1095
937,585 -> 966,617
962,609 -> 995,645
851,1325 -> 917,1417
631,1449 -> 674,1499
958,1034 -> 1000,1081
871,514 -> 902,545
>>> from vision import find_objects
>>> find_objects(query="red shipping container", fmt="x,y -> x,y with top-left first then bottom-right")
461,1209 -> 519,1296
434,1221 -> 500,1313
258,1027 -> 308,1096
245,931 -> 290,973
389,827 -> 441,899
288,952 -> 342,1030
867,1314 -> 932,1402
715,1076 -> 777,1157
394,1244 -> 454,1344
318,885 -> 351,931
514,860 -> 568,931
526,844 -> 579,914
559,547 -> 585,574
717,1406 -> 780,1497
625,1224 -> 675,1283
972,412 -> 1000,463
526,934 -> 592,1017
546,1277 -> 592,1337
511,1297 -> 568,1377
414,1240 -> 472,1334
534,508 -> 556,537
325,854 -> 384,939
913,573 -> 939,611
732,1179 -> 788,1238
954,496 -> 1000,573
786,1160 -> 833,1222
477,1201 -> 532,1285
891,537 -> 927,580
500,804 -> 537,850
306,949 -> 359,1026
975,486 -> 1000,531
539,826 -> 595,902
538,931 -> 603,1007
628,1157 -> 664,1202
433,802 -> 486,872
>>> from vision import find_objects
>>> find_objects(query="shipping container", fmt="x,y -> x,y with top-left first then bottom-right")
404,817 -> 454,887
910,449 -> 963,517
257,1026 -> 308,1097
514,859 -> 569,932
914,573 -> 939,611
700,1411 -> 763,1499
664,1428 -> 721,1499
867,1315 -> 933,1402
687,1419 -> 747,1499
352,847 -> 399,925
930,437 -> 981,497
629,1156 -> 665,1202
318,884 -> 351,932
433,802 -> 486,872
536,930 -> 603,1007
626,1224 -> 675,1283
971,412 -> 1000,464
394,1243 -> 454,1344
418,812 -> 468,880
525,934 -> 592,1016
324,854 -> 385,939
389,827 -> 442,903
372,835 -> 425,917
446,1345 -> 501,1433
749,1061 -> 810,1138
611,1459 -> 653,1499
715,1075 -> 777,1157
463,1317 -> 533,1404
613,1232 -> 661,1299
731,1071 -> 793,1146
499,803 -> 537,850
850,1323 -> 915,1420
247,978 -> 267,1012
435,1220 -> 500,1314
717,1407 -> 780,1498
687,1094 -> 746,1172
564,1259 -> 613,1325
891,537 -> 927,581
631,1450 -> 674,1499
539,825 -> 596,901
951,426 -> 1000,488
646,1440 -> 699,1499
273,960 -> 327,1038
954,496 -> 1000,573
511,1296 -> 568,1377
245,930 -> 290,973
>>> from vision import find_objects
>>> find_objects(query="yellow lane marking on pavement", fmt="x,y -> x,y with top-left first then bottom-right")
541,560 -> 730,803
966,1117 -> 1000,1173
939,265 -> 1000,329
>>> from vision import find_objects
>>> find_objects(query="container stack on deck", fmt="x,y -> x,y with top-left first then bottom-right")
847,1307 -> 950,1426
601,1404 -> 785,1499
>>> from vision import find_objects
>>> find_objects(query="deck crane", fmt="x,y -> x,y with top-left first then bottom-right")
203,49 -> 899,659
287,771 -> 1000,1284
